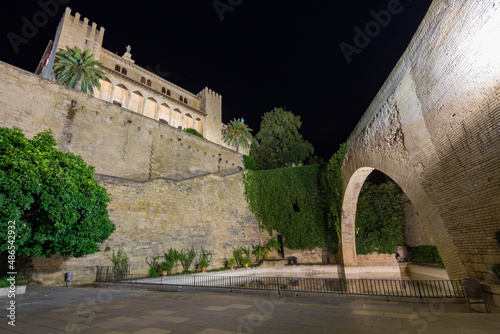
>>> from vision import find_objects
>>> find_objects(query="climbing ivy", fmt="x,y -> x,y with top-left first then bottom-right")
318,142 -> 347,253
243,165 -> 326,249
242,143 -> 347,251
355,181 -> 405,255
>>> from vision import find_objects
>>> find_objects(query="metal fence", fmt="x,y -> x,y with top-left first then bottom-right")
95,266 -> 464,299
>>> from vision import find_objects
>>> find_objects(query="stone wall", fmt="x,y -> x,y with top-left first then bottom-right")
341,0 -> 500,281
402,194 -> 434,247
11,172 -> 261,286
0,60 -> 261,286
0,61 -> 243,181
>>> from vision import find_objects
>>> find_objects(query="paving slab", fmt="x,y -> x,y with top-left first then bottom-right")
0,286 -> 498,333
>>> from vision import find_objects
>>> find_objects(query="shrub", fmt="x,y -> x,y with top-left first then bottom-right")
179,247 -> 197,272
146,255 -> 161,277
183,128 -> 203,138
110,249 -> 129,278
226,258 -> 236,268
406,245 -> 443,266
198,247 -> 212,268
232,247 -> 244,266
0,277 -> 11,288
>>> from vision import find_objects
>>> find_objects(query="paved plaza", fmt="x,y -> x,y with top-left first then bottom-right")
1,285 -> 499,334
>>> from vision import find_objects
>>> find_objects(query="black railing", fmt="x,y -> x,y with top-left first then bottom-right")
95,267 -> 464,299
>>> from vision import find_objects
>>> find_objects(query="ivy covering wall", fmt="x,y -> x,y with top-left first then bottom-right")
243,165 -> 326,249
242,143 -> 346,252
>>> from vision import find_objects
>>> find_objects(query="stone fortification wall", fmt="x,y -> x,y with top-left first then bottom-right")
10,172 -> 261,286
0,61 -> 260,285
0,61 -> 243,181
342,0 -> 500,281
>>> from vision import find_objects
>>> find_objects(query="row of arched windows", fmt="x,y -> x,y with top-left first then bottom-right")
96,78 -> 203,135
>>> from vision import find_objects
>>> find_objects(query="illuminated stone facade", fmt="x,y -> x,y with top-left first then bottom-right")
36,7 -> 225,147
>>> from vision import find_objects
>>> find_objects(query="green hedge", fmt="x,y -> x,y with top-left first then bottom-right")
406,245 -> 443,266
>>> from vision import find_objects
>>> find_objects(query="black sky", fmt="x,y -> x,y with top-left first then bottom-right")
1,0 -> 433,160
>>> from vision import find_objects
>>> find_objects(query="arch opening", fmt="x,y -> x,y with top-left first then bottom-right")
341,168 -> 444,280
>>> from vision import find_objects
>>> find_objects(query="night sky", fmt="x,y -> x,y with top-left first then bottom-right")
1,0 -> 433,161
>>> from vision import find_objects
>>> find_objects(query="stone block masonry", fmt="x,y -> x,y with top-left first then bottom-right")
0,60 -> 243,181
0,60 -> 261,285
7,172 -> 261,286
341,0 -> 500,281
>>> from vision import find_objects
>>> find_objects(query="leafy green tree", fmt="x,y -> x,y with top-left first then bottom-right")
251,107 -> 314,169
243,155 -> 260,171
221,118 -> 253,152
0,127 -> 115,258
53,46 -> 106,95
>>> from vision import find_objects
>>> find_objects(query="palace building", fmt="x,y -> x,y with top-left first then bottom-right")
36,7 -> 225,147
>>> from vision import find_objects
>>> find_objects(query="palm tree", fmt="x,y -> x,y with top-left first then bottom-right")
221,118 -> 253,153
53,46 -> 106,95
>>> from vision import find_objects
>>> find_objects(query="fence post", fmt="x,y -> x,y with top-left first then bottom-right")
277,277 -> 280,295
416,281 -> 422,299
230,276 -> 232,292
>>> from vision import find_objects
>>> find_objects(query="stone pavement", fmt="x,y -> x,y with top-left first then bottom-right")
0,285 -> 498,334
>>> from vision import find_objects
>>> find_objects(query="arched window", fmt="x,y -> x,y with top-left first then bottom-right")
113,84 -> 129,107
146,79 -> 152,87
143,97 -> 157,118
173,109 -> 183,128
167,89 -> 171,96
140,77 -> 146,84
114,65 -> 121,72
184,113 -> 194,129
129,91 -> 144,114
179,95 -> 183,102
162,87 -> 166,94
184,97 -> 188,104
121,68 -> 127,75
159,103 -> 171,123
159,119 -> 168,124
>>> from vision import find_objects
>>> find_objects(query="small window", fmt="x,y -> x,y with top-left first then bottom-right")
178,126 -> 182,129
162,87 -> 166,94
184,98 -> 187,104
167,89 -> 171,96
121,68 -> 127,75
146,79 -> 152,87
140,77 -> 146,84
179,96 -> 183,101
112,101 -> 122,107
159,119 -> 168,124
115,65 -> 121,72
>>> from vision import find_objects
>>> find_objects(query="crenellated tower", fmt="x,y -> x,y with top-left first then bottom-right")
39,7 -> 104,79
198,87 -> 223,145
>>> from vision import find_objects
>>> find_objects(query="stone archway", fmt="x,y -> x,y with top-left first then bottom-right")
339,1 -> 500,281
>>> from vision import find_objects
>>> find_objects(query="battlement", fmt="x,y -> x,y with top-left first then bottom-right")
63,7 -> 105,42
198,87 -> 222,100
